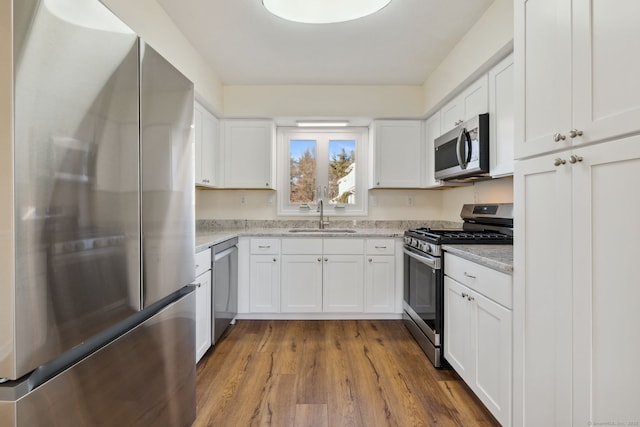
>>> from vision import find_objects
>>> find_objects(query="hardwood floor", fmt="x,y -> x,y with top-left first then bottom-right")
194,320 -> 500,427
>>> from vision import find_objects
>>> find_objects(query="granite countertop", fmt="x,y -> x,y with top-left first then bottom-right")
442,244 -> 513,274
196,228 -> 405,252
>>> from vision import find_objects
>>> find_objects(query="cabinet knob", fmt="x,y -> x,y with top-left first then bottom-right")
368,258 -> 373,262
317,257 -> 322,262
569,129 -> 583,138
376,181 -> 380,186
553,133 -> 567,142
461,292 -> 468,299
324,258 -> 328,262
273,258 -> 277,262
467,295 -> 474,302
553,158 -> 567,167
265,182 -> 269,187
568,154 -> 583,164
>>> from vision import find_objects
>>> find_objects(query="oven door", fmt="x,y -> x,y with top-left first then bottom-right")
403,246 -> 444,366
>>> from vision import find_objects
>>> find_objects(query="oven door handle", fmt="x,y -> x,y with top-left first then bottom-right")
403,247 -> 440,270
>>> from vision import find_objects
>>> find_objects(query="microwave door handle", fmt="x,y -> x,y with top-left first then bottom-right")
456,128 -> 465,169
465,131 -> 473,165
456,128 -> 467,169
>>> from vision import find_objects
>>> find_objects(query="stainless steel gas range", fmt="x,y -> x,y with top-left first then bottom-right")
402,203 -> 513,368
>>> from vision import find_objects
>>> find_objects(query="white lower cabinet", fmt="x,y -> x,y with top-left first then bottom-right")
322,255 -> 364,312
249,255 -> 280,313
444,253 -> 512,426
281,254 -> 324,312
247,237 -> 396,315
249,239 -> 281,313
364,239 -> 396,313
194,248 -> 212,363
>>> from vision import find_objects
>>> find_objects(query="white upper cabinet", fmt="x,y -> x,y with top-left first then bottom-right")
515,0 -> 640,159
370,120 -> 424,188
440,74 -> 489,134
194,101 -> 220,187
488,53 -> 515,178
222,119 -> 275,189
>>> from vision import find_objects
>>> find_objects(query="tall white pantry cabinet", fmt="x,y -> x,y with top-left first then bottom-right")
514,1 -> 640,426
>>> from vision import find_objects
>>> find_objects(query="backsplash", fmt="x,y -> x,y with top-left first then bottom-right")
196,219 -> 463,233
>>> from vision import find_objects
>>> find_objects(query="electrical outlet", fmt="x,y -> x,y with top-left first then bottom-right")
407,195 -> 414,207
240,195 -> 247,205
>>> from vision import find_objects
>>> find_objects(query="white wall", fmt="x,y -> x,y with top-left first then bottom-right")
100,0 -> 224,115
223,85 -> 424,119
422,0 -> 514,116
195,179 -> 513,223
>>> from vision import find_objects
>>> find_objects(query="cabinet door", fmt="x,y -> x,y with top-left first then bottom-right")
571,136 -> 640,426
441,75 -> 489,134
194,270 -> 212,362
201,110 -> 218,186
249,255 -> 280,313
513,151 -> 573,427
473,289 -> 512,427
223,120 -> 274,189
489,54 -> 514,178
323,255 -> 364,312
572,0 -> 640,146
364,255 -> 395,313
444,277 -> 473,382
424,113 -> 442,188
371,120 -> 423,188
194,106 -> 204,184
515,0 -> 572,159
194,102 -> 219,187
281,255 -> 323,312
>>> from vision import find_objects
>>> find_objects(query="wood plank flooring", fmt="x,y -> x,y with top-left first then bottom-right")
194,320 -> 499,427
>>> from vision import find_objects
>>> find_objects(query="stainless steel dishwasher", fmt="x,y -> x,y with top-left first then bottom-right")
212,237 -> 238,344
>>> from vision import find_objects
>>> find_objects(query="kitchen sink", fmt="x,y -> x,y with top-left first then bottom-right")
288,229 -> 357,233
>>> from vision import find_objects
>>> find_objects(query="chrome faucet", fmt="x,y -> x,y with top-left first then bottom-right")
317,199 -> 327,229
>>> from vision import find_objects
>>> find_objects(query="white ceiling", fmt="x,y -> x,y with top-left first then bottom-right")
155,0 -> 495,86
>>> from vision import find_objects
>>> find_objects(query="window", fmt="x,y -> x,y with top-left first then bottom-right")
277,127 -> 368,216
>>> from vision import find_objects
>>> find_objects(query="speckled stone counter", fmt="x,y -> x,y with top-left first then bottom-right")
442,244 -> 513,274
196,228 -> 405,252
195,219 -> 463,252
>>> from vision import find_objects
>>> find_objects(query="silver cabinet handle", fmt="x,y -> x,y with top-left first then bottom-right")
569,154 -> 583,164
554,158 -> 567,167
374,246 -> 387,249
463,272 -> 477,279
195,264 -> 200,269
258,245 -> 271,249
569,129 -> 583,138
553,133 -> 566,142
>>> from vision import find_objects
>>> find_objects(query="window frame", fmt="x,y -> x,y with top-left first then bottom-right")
276,126 -> 368,216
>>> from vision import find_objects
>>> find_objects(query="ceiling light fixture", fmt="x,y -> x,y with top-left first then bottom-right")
296,120 -> 350,127
262,0 -> 392,24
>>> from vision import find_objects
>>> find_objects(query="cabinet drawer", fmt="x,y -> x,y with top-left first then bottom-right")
323,238 -> 364,255
250,238 -> 281,254
281,238 -> 322,254
365,239 -> 395,255
444,253 -> 512,309
195,248 -> 211,276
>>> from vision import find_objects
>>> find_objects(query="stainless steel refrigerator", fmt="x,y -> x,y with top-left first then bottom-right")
0,0 -> 196,425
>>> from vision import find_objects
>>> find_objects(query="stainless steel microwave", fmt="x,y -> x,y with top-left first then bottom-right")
434,113 -> 489,181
